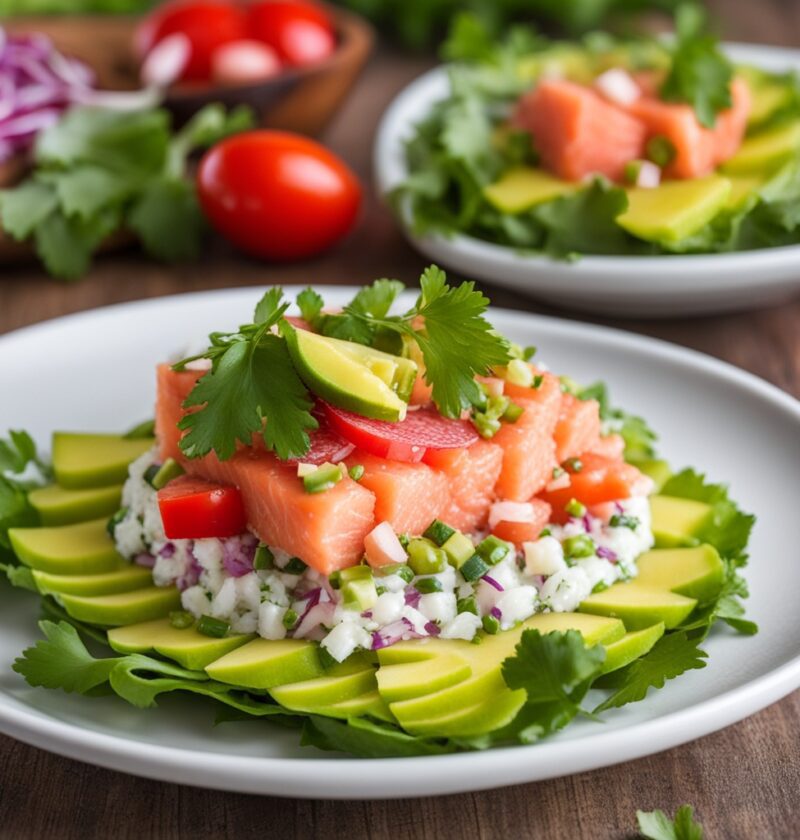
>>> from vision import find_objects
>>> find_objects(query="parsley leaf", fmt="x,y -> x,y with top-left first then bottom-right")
637,804 -> 704,840
660,4 -> 733,128
502,629 -> 606,742
176,289 -> 317,461
593,631 -> 707,712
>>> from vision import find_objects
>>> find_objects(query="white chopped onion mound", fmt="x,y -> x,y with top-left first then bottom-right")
114,449 -> 654,662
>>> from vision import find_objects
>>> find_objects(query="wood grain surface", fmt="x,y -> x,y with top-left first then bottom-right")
0,2 -> 798,837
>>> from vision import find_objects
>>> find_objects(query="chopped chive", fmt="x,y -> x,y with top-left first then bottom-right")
376,585 -> 387,595
470,634 -> 483,645
149,457 -> 185,490
253,544 -> 274,570
502,400 -> 524,423
303,463 -> 343,494
624,160 -> 644,183
415,577 -> 443,594
472,411 -> 501,439
457,595 -> 478,615
565,498 -> 587,518
395,564 -> 415,584
282,608 -> 298,630
563,534 -> 595,559
460,553 -> 491,582
283,556 -> 307,575
423,519 -> 456,546
106,506 -> 129,538
143,464 -> 161,487
169,610 -> 194,629
197,615 -> 229,638
348,464 -> 365,481
610,513 -> 640,530
505,359 -> 533,388
646,135 -> 676,167
476,535 -> 512,566
482,614 -> 500,634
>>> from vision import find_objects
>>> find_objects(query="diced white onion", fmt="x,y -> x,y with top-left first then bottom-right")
489,500 -> 535,529
636,160 -> 662,189
594,68 -> 641,107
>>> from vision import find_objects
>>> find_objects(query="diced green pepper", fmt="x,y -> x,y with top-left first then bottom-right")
198,615 -> 229,638
476,535 -> 513,566
460,553 -> 491,582
415,577 -> 443,594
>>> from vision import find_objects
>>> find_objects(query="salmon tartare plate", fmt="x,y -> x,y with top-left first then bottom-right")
4,270 -> 756,754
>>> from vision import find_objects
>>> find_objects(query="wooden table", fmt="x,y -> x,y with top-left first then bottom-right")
1,4 -> 798,837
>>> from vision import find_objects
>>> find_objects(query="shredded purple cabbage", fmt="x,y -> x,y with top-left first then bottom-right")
483,574 -> 504,591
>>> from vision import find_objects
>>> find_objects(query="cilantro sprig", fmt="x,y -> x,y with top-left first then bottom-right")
660,4 -> 734,128
176,267 -> 511,462
638,804 -> 705,840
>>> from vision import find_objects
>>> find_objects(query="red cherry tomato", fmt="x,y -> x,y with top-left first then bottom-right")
197,130 -> 362,260
157,475 -> 247,539
247,0 -> 335,67
323,403 -> 479,464
138,0 -> 248,82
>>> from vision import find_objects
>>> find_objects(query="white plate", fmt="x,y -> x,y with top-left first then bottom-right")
374,42 -> 800,318
0,288 -> 798,799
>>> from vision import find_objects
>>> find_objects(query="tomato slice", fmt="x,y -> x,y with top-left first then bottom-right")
322,403 -> 478,464
157,475 -> 247,539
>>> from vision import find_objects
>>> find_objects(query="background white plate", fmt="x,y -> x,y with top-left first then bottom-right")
0,288 -> 798,799
374,43 -> 800,318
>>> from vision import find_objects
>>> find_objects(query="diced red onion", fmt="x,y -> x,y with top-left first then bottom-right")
158,542 -> 176,558
490,606 -> 502,620
293,601 -> 335,639
176,550 -> 201,591
424,621 -> 441,636
596,546 -> 618,563
483,574 -> 504,592
582,514 -> 593,533
222,533 -> 258,577
404,586 -> 421,608
296,587 -> 322,625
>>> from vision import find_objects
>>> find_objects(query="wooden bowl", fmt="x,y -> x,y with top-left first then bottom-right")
0,7 -> 374,265
4,6 -> 375,136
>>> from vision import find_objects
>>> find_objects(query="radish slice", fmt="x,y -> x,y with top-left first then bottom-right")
364,521 -> 408,568
140,32 -> 191,88
489,501 -> 535,530
211,40 -> 282,85
594,68 -> 640,107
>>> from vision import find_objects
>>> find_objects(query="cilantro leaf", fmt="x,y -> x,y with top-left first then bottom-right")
660,4 -> 733,128
410,267 -> 511,417
0,430 -> 40,474
594,632 -> 707,712
0,561 -> 37,592
0,180 -> 58,239
349,278 -> 405,319
502,629 -> 606,742
637,804 -> 704,840
296,288 -> 324,324
13,621 -> 121,694
34,206 -> 120,281
41,165 -> 132,221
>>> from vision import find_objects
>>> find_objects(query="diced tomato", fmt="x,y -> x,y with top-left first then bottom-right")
540,453 -> 647,523
322,403 -> 478,464
157,475 -> 247,539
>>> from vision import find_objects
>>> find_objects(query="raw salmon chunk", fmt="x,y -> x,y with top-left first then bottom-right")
155,364 -> 204,461
347,452 -> 449,536
186,450 -> 376,574
435,440 -> 504,533
554,394 -> 601,462
514,79 -> 648,182
492,498 -> 552,546
587,433 -> 625,461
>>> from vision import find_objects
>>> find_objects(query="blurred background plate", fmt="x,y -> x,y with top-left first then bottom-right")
374,42 -> 800,319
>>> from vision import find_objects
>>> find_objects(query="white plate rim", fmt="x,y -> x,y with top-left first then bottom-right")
372,41 -> 800,312
0,287 -> 798,799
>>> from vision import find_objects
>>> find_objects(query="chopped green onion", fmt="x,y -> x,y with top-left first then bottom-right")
395,564 -> 415,583
505,359 -> 534,387
457,595 -> 478,615
563,534 -> 595,559
149,457 -> 185,490
282,608 -> 299,630
169,610 -> 194,629
565,498 -> 587,518
460,553 -> 491,582
253,544 -> 274,570
106,506 -> 129,538
476,535 -> 512,566
482,614 -> 500,634
197,615 -> 229,638
407,538 -> 447,575
502,400 -> 524,423
283,556 -> 307,575
415,577 -> 443,594
143,464 -> 160,487
348,464 -> 365,481
564,457 -> 583,473
472,411 -> 502,439
423,519 -> 456,546
610,513 -> 640,530
646,135 -> 676,167
303,463 -> 343,494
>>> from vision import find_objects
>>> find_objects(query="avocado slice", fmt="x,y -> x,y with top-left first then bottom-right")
722,121 -> 800,175
650,495 -> 713,547
313,689 -> 396,723
52,432 -> 153,489
600,623 -> 665,675
376,652 -> 472,703
28,484 -> 123,526
108,617 -> 253,670
269,656 -> 377,711
617,176 -> 732,244
635,545 -> 724,603
9,518 -> 124,575
738,66 -> 796,128
724,174 -> 765,211
32,565 -> 153,597
484,167 -> 578,214
206,638 -> 324,689
58,586 -> 181,626
382,612 -> 624,736
284,326 -> 416,422
579,583 -> 697,630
